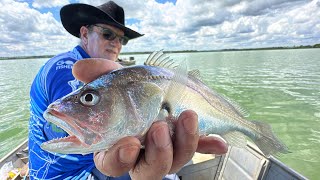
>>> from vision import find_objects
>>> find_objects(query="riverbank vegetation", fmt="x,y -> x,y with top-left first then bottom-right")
1,43 -> 319,60
121,43 -> 320,55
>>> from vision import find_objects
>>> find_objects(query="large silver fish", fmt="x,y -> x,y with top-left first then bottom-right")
41,51 -> 288,156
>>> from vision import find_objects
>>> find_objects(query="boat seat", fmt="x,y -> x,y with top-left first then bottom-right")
218,143 -> 269,180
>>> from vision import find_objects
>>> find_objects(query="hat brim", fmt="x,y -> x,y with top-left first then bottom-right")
60,3 -> 143,40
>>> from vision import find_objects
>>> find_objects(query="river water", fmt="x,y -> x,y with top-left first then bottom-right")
0,49 -> 319,178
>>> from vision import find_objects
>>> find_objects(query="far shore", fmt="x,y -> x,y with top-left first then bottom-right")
1,44 -> 319,60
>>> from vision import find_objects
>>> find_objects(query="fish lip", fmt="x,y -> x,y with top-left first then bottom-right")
44,109 -> 103,147
44,109 -> 87,145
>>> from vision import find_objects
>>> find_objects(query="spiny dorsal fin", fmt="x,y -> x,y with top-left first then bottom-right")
145,51 -> 189,118
144,50 -> 178,69
188,69 -> 202,80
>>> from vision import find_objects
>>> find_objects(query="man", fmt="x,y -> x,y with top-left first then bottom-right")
29,1 -> 227,179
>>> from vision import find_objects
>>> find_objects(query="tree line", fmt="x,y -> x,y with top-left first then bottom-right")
1,44 -> 319,60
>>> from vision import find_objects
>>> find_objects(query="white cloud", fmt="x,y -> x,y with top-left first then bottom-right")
232,0 -> 309,16
0,0 -> 319,56
32,0 -> 70,9
267,19 -> 287,34
124,0 -> 319,51
0,0 -> 77,57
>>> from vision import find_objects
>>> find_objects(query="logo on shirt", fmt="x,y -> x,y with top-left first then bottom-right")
56,60 -> 74,70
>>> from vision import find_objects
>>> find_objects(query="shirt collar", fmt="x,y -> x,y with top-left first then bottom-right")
75,45 -> 91,59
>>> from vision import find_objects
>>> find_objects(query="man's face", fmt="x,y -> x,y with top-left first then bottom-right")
83,24 -> 125,61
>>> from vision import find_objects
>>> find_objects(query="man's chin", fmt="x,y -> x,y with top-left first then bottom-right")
103,54 -> 117,61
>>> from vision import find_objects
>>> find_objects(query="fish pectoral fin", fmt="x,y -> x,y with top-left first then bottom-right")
144,51 -> 189,110
163,58 -> 188,110
222,131 -> 247,148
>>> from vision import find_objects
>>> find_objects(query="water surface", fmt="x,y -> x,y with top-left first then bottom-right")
0,49 -> 319,178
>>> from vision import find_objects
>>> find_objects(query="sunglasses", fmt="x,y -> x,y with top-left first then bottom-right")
92,25 -> 129,45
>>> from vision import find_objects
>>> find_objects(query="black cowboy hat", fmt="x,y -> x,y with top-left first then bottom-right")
60,1 -> 143,39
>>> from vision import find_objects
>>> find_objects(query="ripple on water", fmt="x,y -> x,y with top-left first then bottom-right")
314,112 -> 320,119
264,106 -> 282,109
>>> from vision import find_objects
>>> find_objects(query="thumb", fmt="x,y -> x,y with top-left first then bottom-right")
73,58 -> 123,83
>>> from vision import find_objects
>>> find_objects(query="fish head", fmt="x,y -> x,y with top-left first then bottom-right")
41,79 -> 119,153
41,68 -> 165,154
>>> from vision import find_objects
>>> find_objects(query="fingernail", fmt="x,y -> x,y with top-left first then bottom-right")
182,113 -> 198,135
152,123 -> 171,149
119,145 -> 139,164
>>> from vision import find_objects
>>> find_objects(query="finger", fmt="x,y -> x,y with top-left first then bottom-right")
130,121 -> 173,180
73,58 -> 123,83
169,110 -> 199,173
94,137 -> 140,177
197,135 -> 228,154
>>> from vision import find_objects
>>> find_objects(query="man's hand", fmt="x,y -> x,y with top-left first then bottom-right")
73,59 -> 228,179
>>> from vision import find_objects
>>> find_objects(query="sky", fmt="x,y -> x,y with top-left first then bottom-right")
0,0 -> 319,57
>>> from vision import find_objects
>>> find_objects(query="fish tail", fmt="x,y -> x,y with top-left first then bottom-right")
251,121 -> 289,156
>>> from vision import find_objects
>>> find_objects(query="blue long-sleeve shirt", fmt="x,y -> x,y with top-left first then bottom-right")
29,45 -> 96,179
28,45 -> 179,180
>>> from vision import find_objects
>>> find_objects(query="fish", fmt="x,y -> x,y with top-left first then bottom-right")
41,50 -> 289,156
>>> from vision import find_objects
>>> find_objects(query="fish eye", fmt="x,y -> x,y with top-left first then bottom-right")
80,91 -> 100,106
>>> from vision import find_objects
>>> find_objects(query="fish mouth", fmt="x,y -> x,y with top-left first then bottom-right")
42,109 -> 101,150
